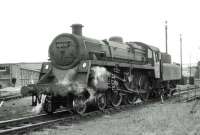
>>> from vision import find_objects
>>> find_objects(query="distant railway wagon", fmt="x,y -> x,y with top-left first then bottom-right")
0,63 -> 42,89
26,24 -> 181,114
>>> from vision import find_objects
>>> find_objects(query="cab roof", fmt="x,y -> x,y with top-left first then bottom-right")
133,42 -> 160,52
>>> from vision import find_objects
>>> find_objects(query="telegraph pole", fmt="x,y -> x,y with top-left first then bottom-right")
189,55 -> 191,77
180,34 -> 183,80
165,21 -> 168,54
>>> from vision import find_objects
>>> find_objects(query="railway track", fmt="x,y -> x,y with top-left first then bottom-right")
0,94 -> 22,102
0,110 -> 73,135
175,85 -> 200,102
0,97 -> 157,135
0,86 -> 199,135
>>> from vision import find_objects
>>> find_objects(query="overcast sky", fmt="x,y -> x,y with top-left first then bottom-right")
0,0 -> 200,66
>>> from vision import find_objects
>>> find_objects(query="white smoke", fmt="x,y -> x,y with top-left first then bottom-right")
85,66 -> 110,103
55,68 -> 77,85
85,88 -> 96,103
91,67 -> 110,86
32,94 -> 46,114
0,101 -> 4,107
42,66 -> 110,105
72,82 -> 85,95
52,67 -> 86,96
90,66 -> 110,91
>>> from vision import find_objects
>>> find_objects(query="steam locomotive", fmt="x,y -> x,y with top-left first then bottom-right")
28,24 -> 181,114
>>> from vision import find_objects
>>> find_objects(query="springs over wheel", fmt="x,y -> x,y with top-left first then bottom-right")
73,95 -> 87,115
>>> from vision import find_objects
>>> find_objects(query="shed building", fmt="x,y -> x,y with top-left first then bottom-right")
0,63 -> 42,88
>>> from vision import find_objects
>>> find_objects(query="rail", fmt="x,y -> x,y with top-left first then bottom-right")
0,94 -> 22,102
175,85 -> 200,102
0,85 -> 199,134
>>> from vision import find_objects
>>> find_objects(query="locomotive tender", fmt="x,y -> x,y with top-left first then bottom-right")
32,24 -> 181,114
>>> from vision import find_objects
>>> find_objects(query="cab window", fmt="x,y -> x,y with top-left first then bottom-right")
147,49 -> 154,65
148,49 -> 153,58
155,52 -> 160,62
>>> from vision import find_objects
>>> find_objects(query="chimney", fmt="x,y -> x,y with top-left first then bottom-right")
71,24 -> 83,36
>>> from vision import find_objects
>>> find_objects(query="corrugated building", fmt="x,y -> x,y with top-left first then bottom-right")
0,63 -> 42,88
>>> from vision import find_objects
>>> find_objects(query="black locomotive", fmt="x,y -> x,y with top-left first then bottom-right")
26,24 -> 181,114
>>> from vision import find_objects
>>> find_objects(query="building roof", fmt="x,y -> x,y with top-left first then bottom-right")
19,63 -> 42,72
0,62 -> 43,72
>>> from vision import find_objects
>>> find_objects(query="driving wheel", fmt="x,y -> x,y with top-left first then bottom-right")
73,95 -> 87,115
96,93 -> 107,111
111,91 -> 123,107
43,95 -> 56,114
127,94 -> 138,104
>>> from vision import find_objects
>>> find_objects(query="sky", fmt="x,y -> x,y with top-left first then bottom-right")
0,0 -> 200,66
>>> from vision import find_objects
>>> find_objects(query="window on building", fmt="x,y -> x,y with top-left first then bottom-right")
0,66 -> 9,72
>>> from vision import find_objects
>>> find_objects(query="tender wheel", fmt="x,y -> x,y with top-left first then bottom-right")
96,94 -> 107,111
111,91 -> 123,107
127,94 -> 137,104
73,95 -> 87,115
43,95 -> 56,114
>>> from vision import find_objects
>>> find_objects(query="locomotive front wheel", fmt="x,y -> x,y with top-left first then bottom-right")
127,94 -> 137,104
73,95 -> 87,115
96,94 -> 107,111
111,91 -> 122,107
43,96 -> 56,114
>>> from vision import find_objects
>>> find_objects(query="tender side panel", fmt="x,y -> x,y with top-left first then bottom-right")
162,63 -> 181,81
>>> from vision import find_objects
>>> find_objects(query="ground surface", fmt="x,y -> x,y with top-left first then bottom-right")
0,86 -> 36,121
1,85 -> 200,134
0,96 -> 35,121
29,100 -> 200,135
0,86 -> 21,97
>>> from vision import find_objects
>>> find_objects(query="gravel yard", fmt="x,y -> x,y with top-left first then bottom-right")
0,87 -> 36,121
0,86 -> 21,97
30,101 -> 200,135
0,96 -> 35,121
